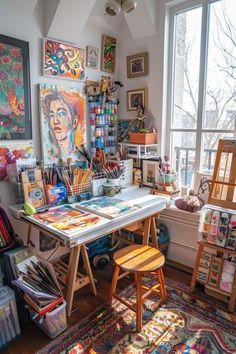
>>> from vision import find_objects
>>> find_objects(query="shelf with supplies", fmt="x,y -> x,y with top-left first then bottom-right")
190,204 -> 236,312
119,143 -> 159,159
89,97 -> 118,158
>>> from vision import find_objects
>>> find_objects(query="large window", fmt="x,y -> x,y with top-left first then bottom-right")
167,0 -> 236,187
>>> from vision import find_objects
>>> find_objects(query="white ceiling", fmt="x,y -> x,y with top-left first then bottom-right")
0,0 -> 158,40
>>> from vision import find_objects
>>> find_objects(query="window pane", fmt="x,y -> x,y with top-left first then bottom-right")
203,0 -> 236,130
202,132 -> 234,173
172,7 -> 202,129
171,132 -> 196,187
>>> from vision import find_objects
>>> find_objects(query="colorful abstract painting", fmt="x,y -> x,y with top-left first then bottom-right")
0,34 -> 32,140
39,84 -> 86,165
0,141 -> 33,180
43,38 -> 85,80
101,34 -> 116,74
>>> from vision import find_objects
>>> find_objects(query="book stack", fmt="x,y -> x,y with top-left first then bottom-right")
12,255 -> 63,316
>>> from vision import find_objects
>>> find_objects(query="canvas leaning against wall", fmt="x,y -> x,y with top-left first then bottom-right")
39,84 -> 86,165
43,38 -> 85,80
0,34 -> 32,140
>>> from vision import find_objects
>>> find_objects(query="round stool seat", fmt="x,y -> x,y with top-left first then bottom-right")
113,245 -> 165,273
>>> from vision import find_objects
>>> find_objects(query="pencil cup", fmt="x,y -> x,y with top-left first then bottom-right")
107,178 -> 121,193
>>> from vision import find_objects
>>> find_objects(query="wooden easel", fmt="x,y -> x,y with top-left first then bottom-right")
208,139 -> 236,209
190,139 -> 236,312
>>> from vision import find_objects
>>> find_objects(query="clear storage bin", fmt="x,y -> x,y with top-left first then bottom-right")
0,286 -> 21,349
29,300 -> 67,339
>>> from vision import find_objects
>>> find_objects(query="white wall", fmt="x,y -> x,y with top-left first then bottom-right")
117,1 -> 169,156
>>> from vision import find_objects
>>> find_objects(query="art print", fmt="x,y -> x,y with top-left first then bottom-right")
0,34 -> 32,139
101,35 -> 116,74
127,52 -> 148,78
39,84 -> 86,165
86,46 -> 99,69
43,38 -> 85,80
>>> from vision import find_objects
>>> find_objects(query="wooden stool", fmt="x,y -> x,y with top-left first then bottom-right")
108,245 -> 167,332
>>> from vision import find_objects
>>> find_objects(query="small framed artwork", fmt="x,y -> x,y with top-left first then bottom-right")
127,52 -> 148,78
86,46 -> 99,70
0,34 -> 32,140
141,159 -> 160,187
43,38 -> 85,80
126,88 -> 148,111
101,34 -> 116,74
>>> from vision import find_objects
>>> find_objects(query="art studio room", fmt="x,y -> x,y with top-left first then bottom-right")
0,0 -> 236,352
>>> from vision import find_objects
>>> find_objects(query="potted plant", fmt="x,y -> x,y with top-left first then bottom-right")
129,128 -> 157,144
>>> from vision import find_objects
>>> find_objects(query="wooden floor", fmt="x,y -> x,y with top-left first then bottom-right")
4,263 -> 192,354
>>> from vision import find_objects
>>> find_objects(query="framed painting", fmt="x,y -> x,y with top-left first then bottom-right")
101,34 -> 116,74
86,45 -> 99,70
0,34 -> 32,140
127,52 -> 148,78
141,159 -> 160,187
43,38 -> 85,80
126,88 -> 148,111
39,84 -> 86,165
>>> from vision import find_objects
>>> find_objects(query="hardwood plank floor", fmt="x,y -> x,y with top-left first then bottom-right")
4,263 -> 192,354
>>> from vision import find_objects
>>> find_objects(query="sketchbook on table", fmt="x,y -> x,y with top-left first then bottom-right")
77,196 -> 141,219
32,204 -> 83,224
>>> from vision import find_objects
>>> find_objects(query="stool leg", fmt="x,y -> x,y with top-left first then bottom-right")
108,264 -> 120,306
136,273 -> 143,332
157,268 -> 167,303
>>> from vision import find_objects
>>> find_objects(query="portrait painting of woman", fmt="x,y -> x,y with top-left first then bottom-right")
39,84 -> 86,165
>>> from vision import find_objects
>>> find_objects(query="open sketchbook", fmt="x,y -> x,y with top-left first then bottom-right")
77,196 -> 141,219
33,204 -> 84,224
31,204 -> 107,235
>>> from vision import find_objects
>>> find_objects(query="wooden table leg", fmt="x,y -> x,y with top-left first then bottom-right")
150,215 -> 158,249
81,245 -> 97,296
189,243 -> 204,292
66,245 -> 81,317
142,217 -> 151,245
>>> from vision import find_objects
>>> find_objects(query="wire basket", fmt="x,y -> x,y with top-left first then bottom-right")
66,182 -> 91,197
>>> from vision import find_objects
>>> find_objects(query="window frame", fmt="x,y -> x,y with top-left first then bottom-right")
166,0 -> 236,182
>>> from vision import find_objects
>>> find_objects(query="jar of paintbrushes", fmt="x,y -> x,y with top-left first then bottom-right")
103,164 -> 124,194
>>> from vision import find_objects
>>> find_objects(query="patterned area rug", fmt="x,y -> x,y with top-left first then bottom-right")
37,281 -> 236,354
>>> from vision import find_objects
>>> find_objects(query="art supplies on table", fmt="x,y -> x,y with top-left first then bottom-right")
51,213 -> 103,234
21,169 -> 47,209
33,205 -> 84,224
77,196 -> 141,219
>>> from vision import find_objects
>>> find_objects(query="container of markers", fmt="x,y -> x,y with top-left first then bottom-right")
29,300 -> 67,339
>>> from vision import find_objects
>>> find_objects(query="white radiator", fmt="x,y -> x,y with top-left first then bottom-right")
159,206 -> 200,268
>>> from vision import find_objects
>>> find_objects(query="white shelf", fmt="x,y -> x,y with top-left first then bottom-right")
119,143 -> 159,159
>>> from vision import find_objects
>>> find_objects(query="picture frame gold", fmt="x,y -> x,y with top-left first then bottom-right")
101,34 -> 116,74
126,88 -> 148,111
127,52 -> 148,78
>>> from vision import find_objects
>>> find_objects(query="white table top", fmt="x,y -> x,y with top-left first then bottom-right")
9,186 -> 168,248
